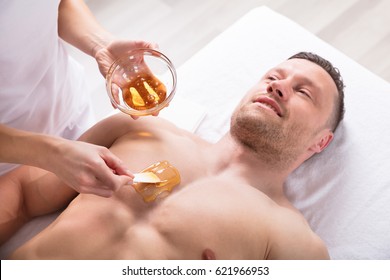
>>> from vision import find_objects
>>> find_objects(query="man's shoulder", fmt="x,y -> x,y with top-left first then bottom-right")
266,207 -> 330,259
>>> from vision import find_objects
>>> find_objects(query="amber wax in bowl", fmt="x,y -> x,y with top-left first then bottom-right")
106,49 -> 177,116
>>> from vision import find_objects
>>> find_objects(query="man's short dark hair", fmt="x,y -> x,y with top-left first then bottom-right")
289,52 -> 345,132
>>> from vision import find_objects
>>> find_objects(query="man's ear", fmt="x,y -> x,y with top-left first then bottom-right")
309,130 -> 334,153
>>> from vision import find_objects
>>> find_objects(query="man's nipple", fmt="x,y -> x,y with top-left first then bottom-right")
202,248 -> 216,260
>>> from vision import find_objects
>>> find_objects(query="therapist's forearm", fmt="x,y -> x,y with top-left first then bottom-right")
0,124 -> 62,169
58,0 -> 114,58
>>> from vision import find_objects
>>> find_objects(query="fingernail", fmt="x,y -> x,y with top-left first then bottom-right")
126,170 -> 134,178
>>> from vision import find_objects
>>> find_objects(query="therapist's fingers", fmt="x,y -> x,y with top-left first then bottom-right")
75,173 -> 131,198
102,151 -> 133,177
88,166 -> 131,196
131,40 -> 159,51
90,150 -> 133,193
92,174 -> 132,197
130,115 -> 140,120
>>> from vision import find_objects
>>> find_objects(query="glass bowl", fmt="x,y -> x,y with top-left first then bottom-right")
106,48 -> 177,116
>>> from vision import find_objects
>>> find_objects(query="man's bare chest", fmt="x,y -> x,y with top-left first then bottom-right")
117,177 -> 275,259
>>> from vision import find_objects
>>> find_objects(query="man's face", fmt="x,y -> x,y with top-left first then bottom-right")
230,58 -> 338,167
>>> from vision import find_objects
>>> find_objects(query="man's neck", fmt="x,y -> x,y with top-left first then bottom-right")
206,133 -> 292,202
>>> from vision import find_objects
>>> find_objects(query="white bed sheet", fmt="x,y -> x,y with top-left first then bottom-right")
2,6 -> 390,260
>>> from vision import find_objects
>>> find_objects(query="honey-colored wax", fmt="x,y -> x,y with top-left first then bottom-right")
122,73 -> 167,110
132,160 -> 181,203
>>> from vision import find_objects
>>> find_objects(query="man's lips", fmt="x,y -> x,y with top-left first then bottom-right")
254,96 -> 283,117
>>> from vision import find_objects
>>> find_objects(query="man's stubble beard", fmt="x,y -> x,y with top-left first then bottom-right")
230,109 -> 312,169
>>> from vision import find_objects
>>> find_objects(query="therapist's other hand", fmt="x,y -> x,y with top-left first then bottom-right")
49,140 -> 134,197
95,39 -> 160,120
94,39 -> 158,78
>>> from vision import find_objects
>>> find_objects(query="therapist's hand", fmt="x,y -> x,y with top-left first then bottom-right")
94,39 -> 160,119
94,39 -> 158,78
48,139 -> 134,198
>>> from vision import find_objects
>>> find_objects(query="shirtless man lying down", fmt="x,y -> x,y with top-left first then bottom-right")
0,52 -> 344,259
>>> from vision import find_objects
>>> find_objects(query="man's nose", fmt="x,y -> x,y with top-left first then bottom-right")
266,81 -> 291,100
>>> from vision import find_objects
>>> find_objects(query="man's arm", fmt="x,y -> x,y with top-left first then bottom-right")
277,231 -> 330,260
78,112 -> 154,146
266,209 -> 330,260
0,166 -> 77,245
